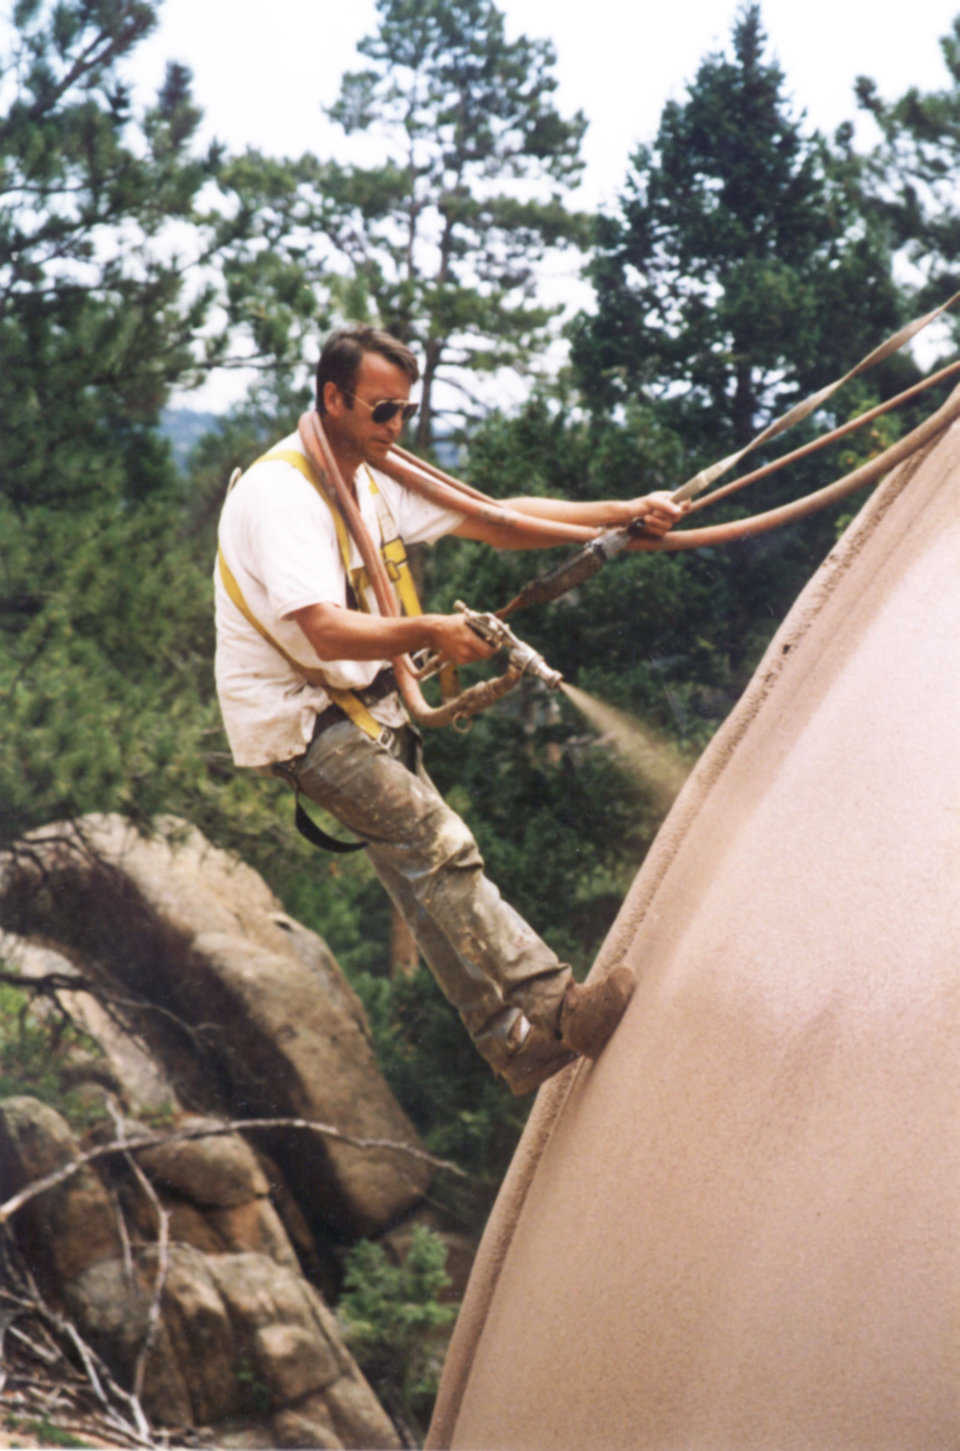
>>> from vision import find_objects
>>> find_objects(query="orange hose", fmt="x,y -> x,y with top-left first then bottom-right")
297,412 -> 531,727
379,380 -> 960,555
625,384 -> 960,553
686,358 -> 960,516
380,448 -> 600,547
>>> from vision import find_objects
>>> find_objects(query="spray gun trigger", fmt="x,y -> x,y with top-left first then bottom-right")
453,601 -> 563,691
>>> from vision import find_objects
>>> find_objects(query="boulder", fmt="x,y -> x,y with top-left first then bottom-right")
1,816 -> 430,1238
133,1115 -> 271,1206
68,1243 -> 399,1447
0,1097 -> 123,1288
1,1099 -> 400,1449
119,1115 -> 303,1275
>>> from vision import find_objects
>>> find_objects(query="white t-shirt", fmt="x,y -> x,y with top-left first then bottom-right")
214,431 -> 463,767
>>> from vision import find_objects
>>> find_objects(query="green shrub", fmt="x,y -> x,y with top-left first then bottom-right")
338,1225 -> 457,1437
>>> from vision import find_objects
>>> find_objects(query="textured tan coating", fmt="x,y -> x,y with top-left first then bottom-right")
429,407 -> 960,1451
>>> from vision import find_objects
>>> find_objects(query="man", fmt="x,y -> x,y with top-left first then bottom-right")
215,326 -> 686,1094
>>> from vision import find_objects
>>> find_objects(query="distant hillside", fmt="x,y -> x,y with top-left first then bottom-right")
161,407 -> 221,471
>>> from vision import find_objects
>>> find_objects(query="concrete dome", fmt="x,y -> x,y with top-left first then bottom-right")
429,408 -> 960,1451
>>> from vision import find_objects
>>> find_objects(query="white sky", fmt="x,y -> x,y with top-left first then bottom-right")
131,0 -> 960,209
124,0 -> 960,407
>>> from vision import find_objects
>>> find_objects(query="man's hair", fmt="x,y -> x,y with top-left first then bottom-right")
315,326 -> 419,413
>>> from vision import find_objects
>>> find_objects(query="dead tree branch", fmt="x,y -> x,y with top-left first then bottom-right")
0,1113 -> 468,1228
0,1233 -> 158,1447
106,1097 -> 171,1409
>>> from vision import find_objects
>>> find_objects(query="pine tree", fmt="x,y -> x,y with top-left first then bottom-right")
0,3 -> 230,850
855,14 -> 960,313
271,0 -> 590,445
570,3 -> 905,456
0,0 -> 226,510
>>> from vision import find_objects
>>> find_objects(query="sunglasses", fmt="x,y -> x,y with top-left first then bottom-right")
347,393 -> 419,425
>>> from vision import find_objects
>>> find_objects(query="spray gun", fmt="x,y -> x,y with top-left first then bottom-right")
409,514 -> 659,721
414,600 -> 564,692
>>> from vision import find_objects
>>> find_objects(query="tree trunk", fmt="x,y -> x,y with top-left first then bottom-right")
415,336 -> 443,450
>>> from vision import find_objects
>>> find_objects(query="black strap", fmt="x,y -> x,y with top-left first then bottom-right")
294,794 -> 366,854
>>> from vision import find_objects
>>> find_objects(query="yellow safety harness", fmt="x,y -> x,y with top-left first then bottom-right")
217,446 -> 424,743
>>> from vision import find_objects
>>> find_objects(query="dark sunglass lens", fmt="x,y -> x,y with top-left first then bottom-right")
371,400 -> 418,424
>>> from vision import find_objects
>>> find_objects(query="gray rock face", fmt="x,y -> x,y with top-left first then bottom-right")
0,1097 -> 401,1449
0,1096 -> 124,1287
2,814 -> 430,1237
0,816 -> 456,1447
69,1239 -> 399,1446
133,1114 -> 271,1205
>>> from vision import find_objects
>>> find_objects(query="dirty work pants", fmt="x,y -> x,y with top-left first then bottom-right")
277,717 -> 572,1069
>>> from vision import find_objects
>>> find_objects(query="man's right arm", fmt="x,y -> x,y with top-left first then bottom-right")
290,602 -> 496,666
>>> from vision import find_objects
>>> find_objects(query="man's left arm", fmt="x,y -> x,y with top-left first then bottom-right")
452,490 -> 688,549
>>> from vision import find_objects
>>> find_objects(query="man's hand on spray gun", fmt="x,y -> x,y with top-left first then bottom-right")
415,604 -> 563,690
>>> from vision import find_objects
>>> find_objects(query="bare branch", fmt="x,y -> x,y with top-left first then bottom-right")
105,1098 -> 170,1410
0,1113 -> 468,1227
1,1234 -> 158,1447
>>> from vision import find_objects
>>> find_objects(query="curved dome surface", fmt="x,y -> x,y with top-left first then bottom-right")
429,409 -> 960,1451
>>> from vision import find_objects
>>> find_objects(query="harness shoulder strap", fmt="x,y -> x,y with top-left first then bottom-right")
260,448 -> 424,619
216,546 -> 384,743
217,545 -> 324,685
260,448 -> 355,571
363,468 -> 423,618
361,468 -> 466,699
361,469 -> 467,698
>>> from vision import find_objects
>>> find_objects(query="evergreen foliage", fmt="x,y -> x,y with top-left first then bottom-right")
0,0 -> 224,510
1,1 -> 205,847
0,2 -> 307,862
0,978 -> 104,1127
339,1225 -> 457,1438
570,4 -> 907,452
565,3 -> 931,708
250,0 -> 592,445
855,15 -> 960,313
412,399 -> 707,972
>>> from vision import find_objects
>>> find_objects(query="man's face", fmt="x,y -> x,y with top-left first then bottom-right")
325,350 -> 415,464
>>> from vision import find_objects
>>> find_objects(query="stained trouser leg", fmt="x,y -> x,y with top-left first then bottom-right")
284,718 -> 572,1068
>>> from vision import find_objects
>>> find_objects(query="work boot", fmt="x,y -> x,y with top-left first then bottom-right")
499,1027 -> 578,1097
557,965 -> 636,1059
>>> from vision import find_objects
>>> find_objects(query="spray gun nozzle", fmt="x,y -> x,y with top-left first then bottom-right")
454,602 -> 563,691
510,645 -> 564,691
